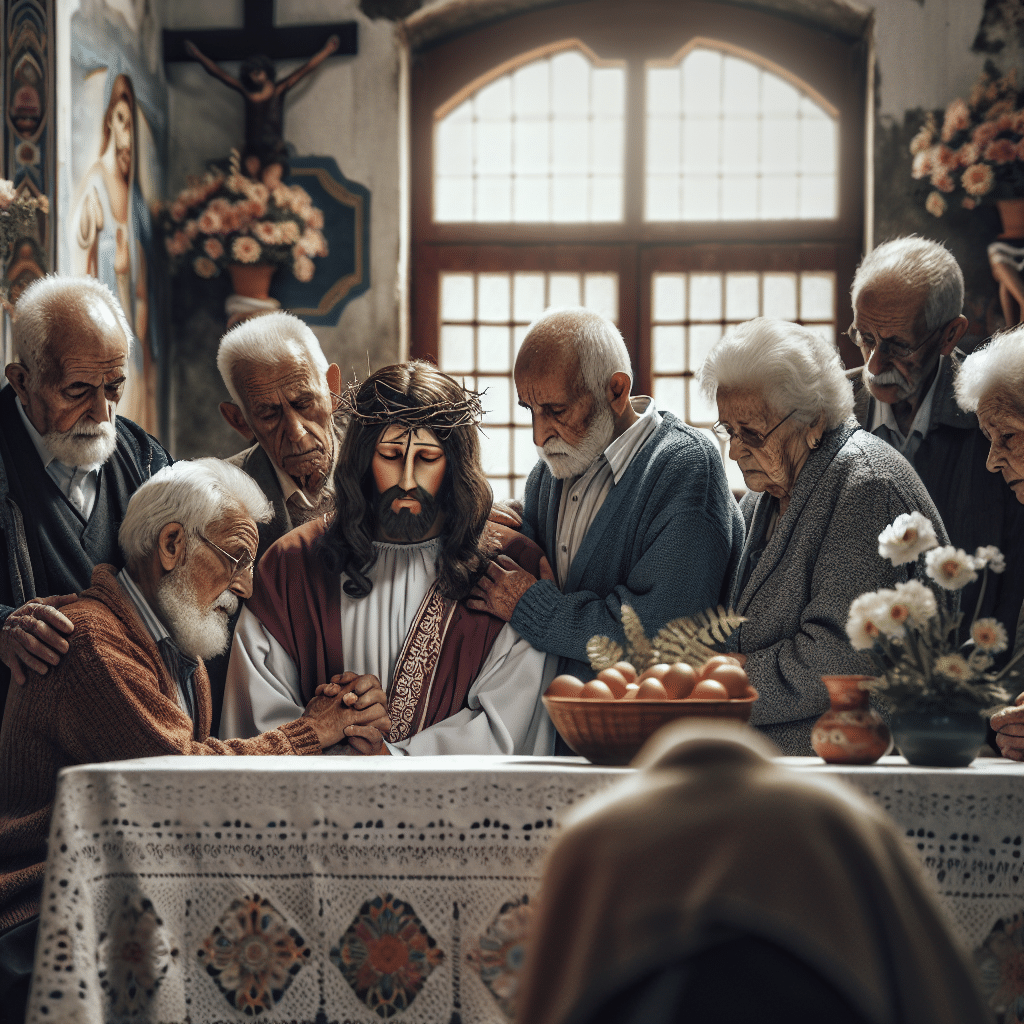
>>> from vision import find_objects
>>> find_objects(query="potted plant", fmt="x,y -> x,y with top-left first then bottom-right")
910,62 -> 1024,230
845,511 -> 1020,766
155,151 -> 328,298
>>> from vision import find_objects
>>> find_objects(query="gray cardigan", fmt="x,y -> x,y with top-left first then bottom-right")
732,424 -> 949,755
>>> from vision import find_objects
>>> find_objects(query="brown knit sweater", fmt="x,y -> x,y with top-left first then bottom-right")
0,564 -> 322,930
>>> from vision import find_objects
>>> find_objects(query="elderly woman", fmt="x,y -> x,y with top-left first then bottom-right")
956,326 -> 1024,760
698,318 -> 948,755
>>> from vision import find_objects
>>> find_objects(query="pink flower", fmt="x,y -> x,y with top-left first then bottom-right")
170,200 -> 187,222
308,208 -> 324,230
280,220 -> 300,244
962,196 -> 977,210
184,219 -> 199,239
963,162 -> 995,196
931,169 -> 955,193
209,197 -> 231,216
253,221 -> 280,244
974,121 -> 999,148
165,231 -> 190,256
298,229 -> 327,257
925,190 -> 947,217
934,144 -> 958,169
986,138 -> 1018,163
957,142 -> 980,167
293,255 -> 315,282
203,237 -> 224,259
941,98 -> 970,141
193,256 -> 217,278
231,236 -> 262,264
197,208 -> 222,234
911,150 -> 933,179
910,123 -> 935,155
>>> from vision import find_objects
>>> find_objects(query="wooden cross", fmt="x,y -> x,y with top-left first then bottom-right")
162,0 -> 357,63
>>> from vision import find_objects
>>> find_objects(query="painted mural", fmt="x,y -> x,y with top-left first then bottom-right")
65,0 -> 166,436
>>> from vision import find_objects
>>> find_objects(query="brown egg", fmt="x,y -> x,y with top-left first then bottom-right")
546,674 -> 584,698
620,683 -> 641,700
637,663 -> 671,684
635,678 -> 669,700
581,679 -> 617,700
689,679 -> 730,701
661,662 -> 698,700
699,655 -> 742,679
705,663 -> 749,698
596,668 -> 630,697
612,661 -> 638,684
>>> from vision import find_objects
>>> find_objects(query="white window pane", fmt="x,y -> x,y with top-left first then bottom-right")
805,323 -> 835,346
592,68 -> 625,115
800,272 -> 834,321
475,76 -> 511,119
721,175 -> 758,219
549,273 -> 581,307
762,273 -> 797,320
552,119 -> 589,174
479,426 -> 510,475
653,325 -> 685,373
722,117 -> 758,171
689,324 -> 722,368
435,118 -> 473,176
590,176 -> 623,221
761,119 -> 800,174
478,325 -> 512,371
440,325 -> 474,371
513,120 -> 549,175
551,51 -> 590,114
646,175 -> 680,220
726,274 -> 759,321
441,273 -> 474,320
591,119 -> 623,175
513,274 -> 545,322
488,477 -> 513,503
552,176 -> 588,221
476,121 -> 512,175
799,175 -> 835,218
476,176 -> 512,220
478,273 -> 510,322
689,275 -> 722,320
479,375 -> 512,421
513,61 -> 549,117
584,274 -> 618,321
800,119 -> 837,174
722,57 -> 759,114
653,376 -> 685,419
682,175 -> 718,220
647,67 -> 680,115
647,117 -> 680,173
653,274 -> 686,322
514,425 -> 536,474
682,119 -> 720,174
688,377 -> 718,422
759,174 -> 798,219
513,176 -> 549,221
435,177 -> 473,221
682,51 -> 721,112
761,74 -> 799,116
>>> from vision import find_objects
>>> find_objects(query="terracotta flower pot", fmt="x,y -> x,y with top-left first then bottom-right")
811,675 -> 892,765
997,198 -> 1024,240
227,262 -> 276,300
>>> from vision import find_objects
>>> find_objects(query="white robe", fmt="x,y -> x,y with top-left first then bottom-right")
221,538 -> 556,755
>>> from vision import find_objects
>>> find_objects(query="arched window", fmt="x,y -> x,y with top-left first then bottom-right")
412,0 -> 866,498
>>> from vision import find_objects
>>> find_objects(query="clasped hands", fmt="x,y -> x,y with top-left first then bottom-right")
990,693 -> 1024,760
302,671 -> 392,754
466,554 -> 554,621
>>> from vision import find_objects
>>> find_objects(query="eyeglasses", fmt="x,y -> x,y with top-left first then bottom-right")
200,535 -> 255,579
713,408 -> 797,449
845,319 -> 950,361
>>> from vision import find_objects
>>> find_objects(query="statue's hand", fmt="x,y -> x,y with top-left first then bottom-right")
184,40 -> 201,59
325,34 -> 340,53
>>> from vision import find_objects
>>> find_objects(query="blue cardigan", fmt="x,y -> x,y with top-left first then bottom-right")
511,412 -> 745,678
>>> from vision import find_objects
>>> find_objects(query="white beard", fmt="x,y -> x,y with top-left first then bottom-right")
537,402 -> 616,479
44,419 -> 117,470
155,566 -> 238,661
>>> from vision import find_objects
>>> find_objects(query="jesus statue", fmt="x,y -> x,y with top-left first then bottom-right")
221,362 -> 557,755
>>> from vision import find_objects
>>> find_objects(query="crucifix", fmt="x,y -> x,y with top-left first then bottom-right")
163,0 -> 357,184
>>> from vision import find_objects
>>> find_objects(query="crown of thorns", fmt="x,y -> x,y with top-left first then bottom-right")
336,377 -> 484,435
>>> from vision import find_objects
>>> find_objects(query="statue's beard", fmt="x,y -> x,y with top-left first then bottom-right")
376,485 -> 439,543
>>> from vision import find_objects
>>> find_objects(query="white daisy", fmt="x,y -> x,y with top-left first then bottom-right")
934,653 -> 972,681
891,579 -> 938,627
872,589 -> 909,639
847,592 -> 891,650
973,546 -> 1006,573
971,618 -> 1009,654
924,546 -> 978,590
877,512 -> 939,565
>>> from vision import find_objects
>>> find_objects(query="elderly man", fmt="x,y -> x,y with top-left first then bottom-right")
222,362 -> 556,755
0,459 -> 389,1019
848,236 -> 1024,651
217,311 -> 342,558
466,307 -> 744,680
0,275 -> 171,718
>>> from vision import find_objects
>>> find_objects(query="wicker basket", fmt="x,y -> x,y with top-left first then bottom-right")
543,690 -> 758,765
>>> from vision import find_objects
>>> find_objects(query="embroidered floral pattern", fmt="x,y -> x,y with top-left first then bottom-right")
976,913 -> 1024,1022
466,896 -> 535,1019
387,586 -> 454,741
330,893 -> 444,1017
97,896 -> 177,1016
196,894 -> 310,1016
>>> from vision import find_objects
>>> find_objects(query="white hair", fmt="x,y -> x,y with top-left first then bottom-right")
698,317 -> 854,430
851,236 -> 964,333
521,307 -> 632,400
955,325 -> 1024,412
216,311 -> 329,409
11,274 -> 133,376
119,458 -> 272,563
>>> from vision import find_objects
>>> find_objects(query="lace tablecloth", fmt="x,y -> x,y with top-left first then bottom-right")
26,755 -> 1024,1023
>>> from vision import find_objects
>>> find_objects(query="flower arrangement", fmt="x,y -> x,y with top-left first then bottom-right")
910,62 -> 1024,218
156,152 -> 328,282
846,511 -> 1020,715
0,178 -> 47,300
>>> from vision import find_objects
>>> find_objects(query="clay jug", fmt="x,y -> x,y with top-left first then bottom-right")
811,675 -> 892,765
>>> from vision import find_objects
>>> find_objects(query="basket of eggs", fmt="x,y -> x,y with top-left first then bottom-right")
542,604 -> 757,765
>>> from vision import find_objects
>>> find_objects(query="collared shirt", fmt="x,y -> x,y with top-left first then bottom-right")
117,567 -> 200,727
869,356 -> 944,462
554,397 -> 662,587
16,399 -> 101,519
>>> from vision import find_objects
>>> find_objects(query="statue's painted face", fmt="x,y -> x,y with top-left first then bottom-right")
371,425 -> 447,543
110,98 -> 133,177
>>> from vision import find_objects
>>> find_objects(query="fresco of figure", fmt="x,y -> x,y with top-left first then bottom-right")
74,72 -> 157,435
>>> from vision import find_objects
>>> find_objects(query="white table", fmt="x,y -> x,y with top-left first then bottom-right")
26,755 -> 1024,1023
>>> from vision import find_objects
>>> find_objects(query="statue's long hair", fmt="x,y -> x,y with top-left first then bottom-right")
321,362 -> 493,600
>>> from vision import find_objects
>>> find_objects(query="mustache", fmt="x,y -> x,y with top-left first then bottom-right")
866,367 -> 908,388
214,589 -> 239,616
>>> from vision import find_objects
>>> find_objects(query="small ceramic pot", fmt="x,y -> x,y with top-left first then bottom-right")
890,710 -> 988,768
811,675 -> 892,765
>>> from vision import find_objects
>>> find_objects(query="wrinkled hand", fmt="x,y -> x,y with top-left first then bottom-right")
304,672 -> 390,751
0,595 -> 77,685
488,500 -> 524,529
466,554 -> 553,621
991,692 -> 1024,761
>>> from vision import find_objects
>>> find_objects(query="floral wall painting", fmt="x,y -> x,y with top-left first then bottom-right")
65,0 -> 167,437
